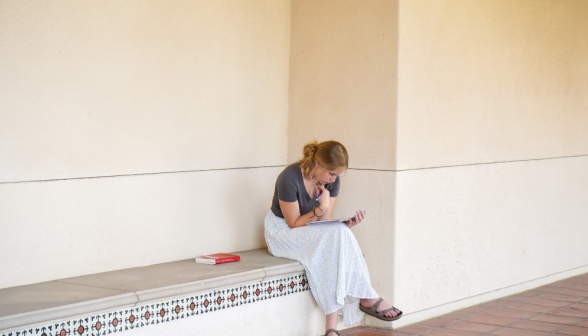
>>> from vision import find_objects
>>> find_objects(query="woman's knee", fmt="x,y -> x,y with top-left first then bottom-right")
330,223 -> 353,238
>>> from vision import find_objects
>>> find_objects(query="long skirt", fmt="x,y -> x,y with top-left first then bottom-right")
264,211 -> 379,326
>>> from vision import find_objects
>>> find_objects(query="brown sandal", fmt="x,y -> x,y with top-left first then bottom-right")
325,329 -> 340,336
359,298 -> 403,322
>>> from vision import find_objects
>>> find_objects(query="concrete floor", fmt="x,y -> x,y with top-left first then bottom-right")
340,272 -> 588,336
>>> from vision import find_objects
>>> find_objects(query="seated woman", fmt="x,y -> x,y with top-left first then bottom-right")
264,140 -> 402,336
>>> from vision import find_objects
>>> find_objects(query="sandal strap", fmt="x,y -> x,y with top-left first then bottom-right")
376,306 -> 398,317
368,298 -> 383,315
325,329 -> 340,336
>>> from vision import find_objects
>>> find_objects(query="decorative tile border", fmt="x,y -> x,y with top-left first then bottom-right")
2,273 -> 309,336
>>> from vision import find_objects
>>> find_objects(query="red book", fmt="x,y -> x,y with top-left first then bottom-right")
195,253 -> 240,265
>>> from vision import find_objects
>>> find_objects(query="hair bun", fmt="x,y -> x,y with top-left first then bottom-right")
299,139 -> 348,177
302,140 -> 320,160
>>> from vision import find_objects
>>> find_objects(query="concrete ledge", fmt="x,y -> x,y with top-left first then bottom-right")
0,248 -> 303,333
0,292 -> 137,333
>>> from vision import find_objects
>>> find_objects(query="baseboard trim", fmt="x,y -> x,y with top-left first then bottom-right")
365,263 -> 588,329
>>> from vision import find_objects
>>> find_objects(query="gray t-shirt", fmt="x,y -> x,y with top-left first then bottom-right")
271,162 -> 340,218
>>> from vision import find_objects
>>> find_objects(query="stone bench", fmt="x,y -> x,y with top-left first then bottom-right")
0,248 -> 310,336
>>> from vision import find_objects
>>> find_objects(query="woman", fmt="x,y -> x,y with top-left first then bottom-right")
264,140 -> 402,336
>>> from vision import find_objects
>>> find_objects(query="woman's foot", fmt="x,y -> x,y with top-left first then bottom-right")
360,298 -> 401,318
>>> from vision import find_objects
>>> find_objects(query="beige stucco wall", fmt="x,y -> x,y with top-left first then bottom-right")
0,167 -> 282,289
0,0 -> 290,288
397,0 -> 588,170
0,0 -> 290,183
3,2 -> 587,331
392,0 -> 588,321
395,156 -> 588,314
288,0 -> 588,326
332,171 -> 396,307
288,0 -> 398,170
287,0 -> 400,309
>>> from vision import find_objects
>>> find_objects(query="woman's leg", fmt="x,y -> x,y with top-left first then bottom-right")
325,310 -> 339,335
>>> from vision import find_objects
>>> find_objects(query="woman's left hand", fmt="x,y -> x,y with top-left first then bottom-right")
345,210 -> 365,229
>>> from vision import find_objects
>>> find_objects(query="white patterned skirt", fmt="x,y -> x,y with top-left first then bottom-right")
264,211 -> 379,326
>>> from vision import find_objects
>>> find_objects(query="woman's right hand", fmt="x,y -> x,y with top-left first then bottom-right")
317,185 -> 330,211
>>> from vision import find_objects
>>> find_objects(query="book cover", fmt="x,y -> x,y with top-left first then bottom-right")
307,211 -> 367,225
195,253 -> 241,265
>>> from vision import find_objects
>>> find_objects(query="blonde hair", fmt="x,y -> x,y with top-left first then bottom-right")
299,140 -> 349,177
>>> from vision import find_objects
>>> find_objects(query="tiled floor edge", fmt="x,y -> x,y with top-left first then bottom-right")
1,272 -> 310,336
365,263 -> 588,330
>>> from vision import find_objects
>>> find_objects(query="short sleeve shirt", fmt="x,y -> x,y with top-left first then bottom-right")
271,162 -> 341,218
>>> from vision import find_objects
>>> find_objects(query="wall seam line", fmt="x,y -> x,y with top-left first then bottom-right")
348,154 -> 588,173
2,153 -> 587,185
0,165 -> 287,185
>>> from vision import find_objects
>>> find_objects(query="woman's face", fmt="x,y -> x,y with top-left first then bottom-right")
314,161 -> 345,185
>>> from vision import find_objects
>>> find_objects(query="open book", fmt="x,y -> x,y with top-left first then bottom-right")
307,211 -> 366,225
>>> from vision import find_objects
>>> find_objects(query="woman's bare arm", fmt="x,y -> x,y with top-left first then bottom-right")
279,187 -> 336,228
279,200 -> 306,228
279,197 -> 338,228
322,197 -> 337,221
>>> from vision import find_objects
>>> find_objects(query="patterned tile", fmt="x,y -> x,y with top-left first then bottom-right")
1,273 -> 309,336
